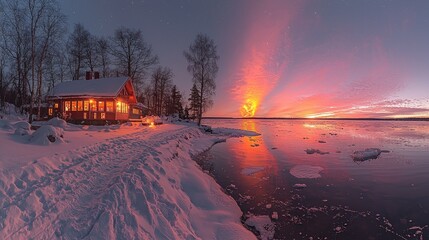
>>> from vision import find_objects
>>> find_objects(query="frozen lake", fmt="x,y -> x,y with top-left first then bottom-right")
198,119 -> 429,239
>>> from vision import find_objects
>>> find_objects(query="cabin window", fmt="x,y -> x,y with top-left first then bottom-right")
77,101 -> 83,111
65,101 -> 71,111
83,112 -> 87,119
48,108 -> 53,116
117,102 -> 129,113
98,101 -> 105,112
106,101 -> 113,112
93,113 -> 97,119
132,108 -> 140,115
116,101 -> 121,113
84,101 -> 89,111
54,103 -> 58,109
71,101 -> 77,111
101,113 -> 106,119
91,101 -> 97,111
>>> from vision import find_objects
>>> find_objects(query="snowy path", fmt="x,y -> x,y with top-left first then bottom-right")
0,124 -> 255,239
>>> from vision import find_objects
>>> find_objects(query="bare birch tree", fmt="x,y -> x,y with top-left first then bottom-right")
96,37 -> 110,78
184,34 -> 219,125
150,66 -> 173,116
67,23 -> 89,80
110,27 -> 158,96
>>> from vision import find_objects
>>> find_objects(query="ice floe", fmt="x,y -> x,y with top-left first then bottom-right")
304,148 -> 329,155
351,148 -> 389,161
245,215 -> 275,240
293,183 -> 307,189
290,165 -> 324,179
241,166 -> 265,176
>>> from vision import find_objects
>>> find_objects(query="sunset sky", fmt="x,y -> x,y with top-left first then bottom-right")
60,0 -> 429,118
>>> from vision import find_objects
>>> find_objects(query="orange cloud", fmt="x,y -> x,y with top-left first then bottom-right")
265,37 -> 405,118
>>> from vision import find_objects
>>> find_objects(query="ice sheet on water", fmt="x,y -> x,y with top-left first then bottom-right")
290,165 -> 324,179
241,166 -> 265,175
212,127 -> 260,137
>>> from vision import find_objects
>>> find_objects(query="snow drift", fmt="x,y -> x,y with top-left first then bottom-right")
29,125 -> 64,145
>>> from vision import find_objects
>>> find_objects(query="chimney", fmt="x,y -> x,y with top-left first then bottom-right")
94,71 -> 100,79
85,71 -> 92,80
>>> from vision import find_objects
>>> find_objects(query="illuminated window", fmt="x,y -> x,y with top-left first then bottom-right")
98,101 -> 105,112
83,112 -> 87,119
133,108 -> 140,115
84,101 -> 89,111
48,108 -> 53,116
116,101 -> 121,113
118,102 -> 128,114
115,101 -> 129,113
91,101 -> 97,111
106,101 -> 113,112
54,103 -> 58,109
71,101 -> 77,111
93,113 -> 97,119
77,101 -> 83,111
65,101 -> 71,111
101,113 -> 106,119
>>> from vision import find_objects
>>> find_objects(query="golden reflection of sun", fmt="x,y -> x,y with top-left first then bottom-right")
240,99 -> 257,117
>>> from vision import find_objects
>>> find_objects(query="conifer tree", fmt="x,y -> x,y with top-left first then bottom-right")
188,83 -> 200,120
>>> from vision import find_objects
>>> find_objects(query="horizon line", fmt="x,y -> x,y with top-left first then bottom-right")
202,117 -> 429,121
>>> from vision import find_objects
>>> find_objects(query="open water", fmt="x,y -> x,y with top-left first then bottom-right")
198,119 -> 429,240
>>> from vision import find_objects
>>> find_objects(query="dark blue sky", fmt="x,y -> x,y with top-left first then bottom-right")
60,0 -> 429,118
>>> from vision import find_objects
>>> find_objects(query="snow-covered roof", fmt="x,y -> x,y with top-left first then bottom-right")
49,77 -> 130,98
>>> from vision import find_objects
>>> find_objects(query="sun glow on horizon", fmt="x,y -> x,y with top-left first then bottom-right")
240,99 -> 257,117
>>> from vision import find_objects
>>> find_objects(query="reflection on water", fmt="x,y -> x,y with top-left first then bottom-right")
199,119 -> 429,239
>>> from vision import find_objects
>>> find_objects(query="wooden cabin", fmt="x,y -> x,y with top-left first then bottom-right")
47,74 -> 137,124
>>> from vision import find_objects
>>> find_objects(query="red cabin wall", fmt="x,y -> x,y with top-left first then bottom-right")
50,98 -> 131,123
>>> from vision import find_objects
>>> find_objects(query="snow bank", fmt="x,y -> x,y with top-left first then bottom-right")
0,102 -> 27,121
0,124 -> 256,239
13,121 -> 31,136
351,148 -> 382,161
290,165 -> 324,179
0,119 -> 14,131
29,125 -> 64,145
47,117 -> 68,129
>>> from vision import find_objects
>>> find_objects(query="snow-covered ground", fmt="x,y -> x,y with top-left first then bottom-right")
0,116 -> 258,239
